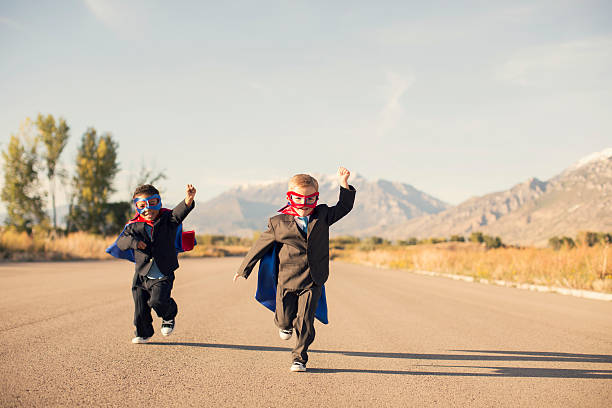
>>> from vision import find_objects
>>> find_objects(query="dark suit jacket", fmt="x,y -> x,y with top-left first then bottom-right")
238,185 -> 356,287
116,200 -> 195,277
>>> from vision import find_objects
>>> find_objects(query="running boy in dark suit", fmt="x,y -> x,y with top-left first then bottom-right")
234,167 -> 355,372
116,183 -> 196,343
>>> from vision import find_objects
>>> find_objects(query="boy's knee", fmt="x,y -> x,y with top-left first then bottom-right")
148,298 -> 164,310
275,313 -> 293,329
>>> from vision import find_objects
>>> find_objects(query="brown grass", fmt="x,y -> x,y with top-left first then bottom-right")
333,242 -> 612,293
0,229 -> 249,262
0,230 -> 114,261
3,229 -> 610,293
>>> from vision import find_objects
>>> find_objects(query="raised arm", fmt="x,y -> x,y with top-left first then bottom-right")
234,220 -> 276,282
326,166 -> 356,226
170,184 -> 196,224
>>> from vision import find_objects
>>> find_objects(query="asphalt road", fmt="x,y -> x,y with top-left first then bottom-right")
1,258 -> 611,407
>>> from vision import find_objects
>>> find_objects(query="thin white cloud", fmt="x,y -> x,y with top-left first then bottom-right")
83,0 -> 120,29
375,71 -> 414,139
248,81 -> 266,91
0,16 -> 26,32
376,4 -> 539,47
495,4 -> 540,22
495,36 -> 612,88
83,0 -> 150,37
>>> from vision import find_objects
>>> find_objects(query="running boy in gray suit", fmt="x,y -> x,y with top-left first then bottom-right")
234,167 -> 356,372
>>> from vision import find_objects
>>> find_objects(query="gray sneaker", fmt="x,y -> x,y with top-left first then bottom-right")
132,336 -> 150,344
290,361 -> 306,372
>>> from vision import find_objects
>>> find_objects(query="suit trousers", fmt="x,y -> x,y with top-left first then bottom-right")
274,285 -> 322,364
132,273 -> 178,338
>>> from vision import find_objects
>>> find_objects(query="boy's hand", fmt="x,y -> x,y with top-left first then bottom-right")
185,184 -> 197,206
136,241 -> 147,250
338,166 -> 350,189
233,273 -> 245,283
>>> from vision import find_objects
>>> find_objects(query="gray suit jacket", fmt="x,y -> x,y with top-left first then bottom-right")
237,185 -> 356,287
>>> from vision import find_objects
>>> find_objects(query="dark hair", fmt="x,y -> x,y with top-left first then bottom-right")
133,184 -> 160,198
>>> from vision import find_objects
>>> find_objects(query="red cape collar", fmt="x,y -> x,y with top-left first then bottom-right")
127,208 -> 170,227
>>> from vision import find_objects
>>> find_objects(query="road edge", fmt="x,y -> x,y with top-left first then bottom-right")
335,261 -> 612,302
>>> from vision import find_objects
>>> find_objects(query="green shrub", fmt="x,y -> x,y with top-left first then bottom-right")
449,235 -> 465,242
549,236 -> 576,250
397,237 -> 418,246
469,232 -> 484,243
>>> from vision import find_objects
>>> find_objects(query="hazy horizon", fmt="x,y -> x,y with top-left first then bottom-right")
1,0 -> 611,213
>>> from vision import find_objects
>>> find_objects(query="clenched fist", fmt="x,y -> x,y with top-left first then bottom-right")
338,166 -> 350,189
185,184 -> 197,206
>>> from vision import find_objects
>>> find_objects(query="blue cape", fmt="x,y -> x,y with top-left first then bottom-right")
255,244 -> 328,324
105,214 -> 195,262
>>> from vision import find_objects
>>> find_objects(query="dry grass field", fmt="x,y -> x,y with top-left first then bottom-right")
1,229 -> 610,293
332,242 -> 612,293
0,230 -> 112,261
0,230 -> 249,261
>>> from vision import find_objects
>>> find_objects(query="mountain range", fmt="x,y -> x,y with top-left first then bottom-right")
188,149 -> 612,246
188,173 -> 449,237
384,148 -> 612,245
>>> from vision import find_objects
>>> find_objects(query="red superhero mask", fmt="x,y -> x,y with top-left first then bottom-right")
278,191 -> 319,216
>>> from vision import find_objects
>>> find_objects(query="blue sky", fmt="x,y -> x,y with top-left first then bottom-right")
1,0 -> 611,209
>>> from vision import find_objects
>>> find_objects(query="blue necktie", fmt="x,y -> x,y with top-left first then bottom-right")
297,216 -> 308,234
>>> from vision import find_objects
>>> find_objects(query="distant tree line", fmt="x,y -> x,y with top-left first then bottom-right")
1,114 -> 145,236
396,232 -> 503,249
197,234 -> 254,246
330,232 -> 505,251
548,232 -> 612,250
331,230 -> 612,252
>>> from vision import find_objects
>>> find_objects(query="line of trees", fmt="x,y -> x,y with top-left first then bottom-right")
548,232 -> 612,250
392,232 -> 503,249
1,115 -> 127,235
332,231 -> 612,252
331,232 -> 505,251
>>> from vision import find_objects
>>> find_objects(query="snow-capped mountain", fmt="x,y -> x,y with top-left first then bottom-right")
387,148 -> 612,246
188,149 -> 612,245
565,148 -> 612,172
189,173 -> 449,237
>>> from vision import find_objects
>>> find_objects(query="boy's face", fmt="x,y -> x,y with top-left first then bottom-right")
134,194 -> 161,221
288,184 -> 317,217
